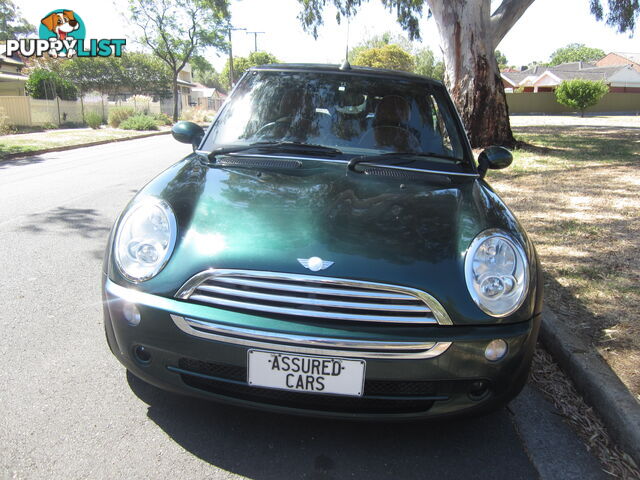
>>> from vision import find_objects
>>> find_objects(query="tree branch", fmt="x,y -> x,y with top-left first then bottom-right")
490,0 -> 536,47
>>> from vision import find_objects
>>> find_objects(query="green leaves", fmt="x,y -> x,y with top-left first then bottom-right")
555,79 -> 609,116
25,69 -> 78,101
0,0 -> 35,40
549,43 -> 606,66
351,44 -> 414,72
127,0 -> 229,71
58,53 -> 171,98
220,51 -> 280,90
589,0 -> 639,34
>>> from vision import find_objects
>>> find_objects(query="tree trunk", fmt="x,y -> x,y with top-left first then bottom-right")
172,75 -> 180,122
428,0 -> 516,148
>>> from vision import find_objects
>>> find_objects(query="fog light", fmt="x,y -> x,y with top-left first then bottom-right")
123,302 -> 141,326
485,339 -> 508,361
133,345 -> 151,364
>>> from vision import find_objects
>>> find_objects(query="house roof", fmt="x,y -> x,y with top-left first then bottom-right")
0,71 -> 28,82
501,71 -> 530,85
512,61 -> 639,87
612,52 -> 640,64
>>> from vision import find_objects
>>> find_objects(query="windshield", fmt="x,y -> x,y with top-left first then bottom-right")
202,69 -> 466,162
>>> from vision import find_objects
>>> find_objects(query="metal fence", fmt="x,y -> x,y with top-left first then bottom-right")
0,96 -> 161,127
506,92 -> 640,115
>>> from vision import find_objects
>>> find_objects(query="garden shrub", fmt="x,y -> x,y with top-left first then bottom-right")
555,79 -> 609,117
85,111 -> 102,129
153,113 -> 173,125
119,114 -> 159,131
108,106 -> 135,127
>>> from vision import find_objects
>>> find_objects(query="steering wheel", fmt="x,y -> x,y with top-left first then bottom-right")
254,119 -> 289,138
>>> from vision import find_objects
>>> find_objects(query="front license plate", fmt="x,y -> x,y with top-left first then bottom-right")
247,350 -> 366,397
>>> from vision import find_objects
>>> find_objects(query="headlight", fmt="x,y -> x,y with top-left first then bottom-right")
114,198 -> 177,282
464,229 -> 529,317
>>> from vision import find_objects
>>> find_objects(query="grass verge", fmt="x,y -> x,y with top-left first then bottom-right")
488,124 -> 640,399
0,126 -> 169,159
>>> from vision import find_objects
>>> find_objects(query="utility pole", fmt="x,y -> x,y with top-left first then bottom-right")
226,25 -> 246,88
246,31 -> 265,53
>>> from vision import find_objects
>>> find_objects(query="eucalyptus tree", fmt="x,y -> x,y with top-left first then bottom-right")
297,0 -> 639,147
127,0 -> 230,121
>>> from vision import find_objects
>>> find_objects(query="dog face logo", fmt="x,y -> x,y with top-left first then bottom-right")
41,10 -> 79,41
38,9 -> 85,57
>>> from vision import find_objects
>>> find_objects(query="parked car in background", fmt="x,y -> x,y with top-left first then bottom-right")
102,63 -> 543,419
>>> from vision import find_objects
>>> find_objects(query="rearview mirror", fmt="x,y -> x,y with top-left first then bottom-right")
172,121 -> 205,150
478,146 -> 513,178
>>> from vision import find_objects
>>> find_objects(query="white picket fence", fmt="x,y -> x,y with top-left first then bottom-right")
0,96 -> 161,127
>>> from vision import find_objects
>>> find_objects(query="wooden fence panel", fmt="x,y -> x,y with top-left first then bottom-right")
507,92 -> 640,114
1,97 -> 163,126
0,96 -> 32,126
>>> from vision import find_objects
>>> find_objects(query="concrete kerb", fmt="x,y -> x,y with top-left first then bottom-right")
540,306 -> 640,467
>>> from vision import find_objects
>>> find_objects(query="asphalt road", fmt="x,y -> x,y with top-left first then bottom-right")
0,136 -> 607,479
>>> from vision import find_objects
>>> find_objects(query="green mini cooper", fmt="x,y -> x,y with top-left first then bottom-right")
103,64 -> 542,419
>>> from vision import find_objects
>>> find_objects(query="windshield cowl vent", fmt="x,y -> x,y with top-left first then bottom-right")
216,157 -> 303,169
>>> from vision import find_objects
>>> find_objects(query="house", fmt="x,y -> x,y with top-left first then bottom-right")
190,82 -> 226,111
177,63 -> 196,109
501,60 -> 640,93
596,52 -> 640,73
0,52 -> 28,96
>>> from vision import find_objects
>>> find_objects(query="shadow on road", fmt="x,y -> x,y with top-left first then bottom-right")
20,207 -> 111,238
0,154 -> 47,169
127,371 -> 537,480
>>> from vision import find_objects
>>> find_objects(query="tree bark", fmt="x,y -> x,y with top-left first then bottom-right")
172,75 -> 179,122
428,0 -> 516,148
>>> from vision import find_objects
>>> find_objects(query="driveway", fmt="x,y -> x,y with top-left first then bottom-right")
0,135 -> 607,479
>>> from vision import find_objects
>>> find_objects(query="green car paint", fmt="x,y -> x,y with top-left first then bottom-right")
103,64 -> 542,418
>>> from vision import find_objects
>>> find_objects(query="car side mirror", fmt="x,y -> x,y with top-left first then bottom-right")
477,146 -> 513,178
172,121 -> 204,151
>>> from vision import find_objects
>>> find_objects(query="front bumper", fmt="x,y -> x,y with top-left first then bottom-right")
103,278 -> 540,419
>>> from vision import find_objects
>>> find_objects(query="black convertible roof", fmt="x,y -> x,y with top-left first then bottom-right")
249,63 -> 444,86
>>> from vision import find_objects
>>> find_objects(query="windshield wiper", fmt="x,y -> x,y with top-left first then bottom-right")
347,151 -> 462,172
208,141 -> 342,161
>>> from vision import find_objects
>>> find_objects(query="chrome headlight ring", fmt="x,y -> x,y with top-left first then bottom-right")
464,229 -> 530,317
114,197 -> 177,282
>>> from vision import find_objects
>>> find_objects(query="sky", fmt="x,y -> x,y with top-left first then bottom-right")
18,0 -> 639,71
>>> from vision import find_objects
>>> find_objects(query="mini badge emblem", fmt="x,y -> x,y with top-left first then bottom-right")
298,256 -> 334,272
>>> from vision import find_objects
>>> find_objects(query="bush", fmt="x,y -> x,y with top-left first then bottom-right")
108,106 -> 135,127
25,69 -> 78,101
555,79 -> 609,117
179,106 -> 215,123
153,112 -> 173,126
119,114 -> 159,131
85,111 -> 102,129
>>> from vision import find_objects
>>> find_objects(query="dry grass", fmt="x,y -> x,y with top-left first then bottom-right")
488,124 -> 640,400
531,346 -> 640,478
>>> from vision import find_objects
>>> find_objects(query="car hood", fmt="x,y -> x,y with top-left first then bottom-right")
119,155 -> 535,323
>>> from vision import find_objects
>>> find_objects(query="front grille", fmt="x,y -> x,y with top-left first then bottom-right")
175,357 -> 477,412
180,374 -> 435,414
176,270 -> 447,325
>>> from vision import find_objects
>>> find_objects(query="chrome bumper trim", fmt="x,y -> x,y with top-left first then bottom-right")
170,314 -> 452,359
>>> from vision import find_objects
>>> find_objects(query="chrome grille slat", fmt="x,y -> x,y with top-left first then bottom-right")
209,277 -> 414,300
176,269 -> 453,326
188,294 -> 433,323
194,284 -> 429,312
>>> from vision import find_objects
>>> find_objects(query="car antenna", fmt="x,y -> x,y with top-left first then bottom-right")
340,16 -> 351,70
